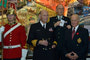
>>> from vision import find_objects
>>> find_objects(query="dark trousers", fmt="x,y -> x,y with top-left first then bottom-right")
33,48 -> 56,60
3,58 -> 20,60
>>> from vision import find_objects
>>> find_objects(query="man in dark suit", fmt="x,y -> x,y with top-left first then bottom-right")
49,4 -> 71,60
63,14 -> 89,60
49,4 -> 71,28
27,10 -> 57,60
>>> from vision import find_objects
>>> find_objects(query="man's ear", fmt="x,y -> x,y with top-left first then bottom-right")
39,14 -> 41,18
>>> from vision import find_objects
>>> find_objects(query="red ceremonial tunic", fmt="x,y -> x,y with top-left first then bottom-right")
2,23 -> 27,59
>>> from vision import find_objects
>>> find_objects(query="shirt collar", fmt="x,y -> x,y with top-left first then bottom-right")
57,15 -> 63,20
40,21 -> 46,27
72,25 -> 79,32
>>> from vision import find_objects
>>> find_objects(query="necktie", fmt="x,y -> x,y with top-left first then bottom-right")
43,24 -> 45,29
72,28 -> 75,39
59,17 -> 62,21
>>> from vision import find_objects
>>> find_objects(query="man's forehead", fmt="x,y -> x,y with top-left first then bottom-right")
41,12 -> 48,15
71,17 -> 79,21
57,5 -> 64,8
41,11 -> 48,14
71,15 -> 79,19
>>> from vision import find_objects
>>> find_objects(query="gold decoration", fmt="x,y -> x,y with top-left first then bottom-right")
23,43 -> 28,49
53,41 -> 57,45
6,8 -> 16,15
77,38 -> 82,44
31,39 -> 38,47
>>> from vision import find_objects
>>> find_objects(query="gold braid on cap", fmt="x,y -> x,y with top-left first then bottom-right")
6,8 -> 16,15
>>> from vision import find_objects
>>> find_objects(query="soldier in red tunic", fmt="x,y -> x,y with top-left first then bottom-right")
0,8 -> 28,60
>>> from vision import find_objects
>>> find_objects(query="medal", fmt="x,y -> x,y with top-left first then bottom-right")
77,38 -> 82,44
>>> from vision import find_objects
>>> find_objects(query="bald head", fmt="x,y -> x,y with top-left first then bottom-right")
71,14 -> 80,21
40,10 -> 48,15
39,10 -> 48,24
71,14 -> 80,27
56,4 -> 64,16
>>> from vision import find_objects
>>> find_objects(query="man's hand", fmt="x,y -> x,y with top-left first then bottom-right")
66,52 -> 79,60
72,52 -> 79,60
52,45 -> 56,48
66,25 -> 71,29
66,52 -> 73,60
54,21 -> 61,27
39,40 -> 48,46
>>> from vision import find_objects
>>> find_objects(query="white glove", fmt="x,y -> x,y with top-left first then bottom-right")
21,49 -> 28,60
21,58 -> 26,60
0,26 -> 5,42
0,26 -> 5,32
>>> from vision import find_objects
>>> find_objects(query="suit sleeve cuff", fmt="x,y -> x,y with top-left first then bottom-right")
53,41 -> 57,45
31,40 -> 38,47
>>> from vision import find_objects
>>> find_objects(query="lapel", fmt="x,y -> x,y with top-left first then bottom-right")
62,16 -> 65,20
46,23 -> 51,31
62,16 -> 67,21
52,16 -> 59,25
55,16 -> 59,21
69,28 -> 72,40
36,22 -> 47,39
38,22 -> 48,31
72,26 -> 80,40
46,23 -> 50,29
38,22 -> 45,30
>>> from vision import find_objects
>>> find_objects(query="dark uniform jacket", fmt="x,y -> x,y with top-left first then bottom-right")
27,22 -> 57,60
49,16 -> 71,53
63,26 -> 89,60
48,16 -> 71,60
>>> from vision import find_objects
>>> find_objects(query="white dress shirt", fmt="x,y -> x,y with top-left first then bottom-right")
57,15 -> 63,20
40,21 -> 46,29
72,25 -> 79,33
